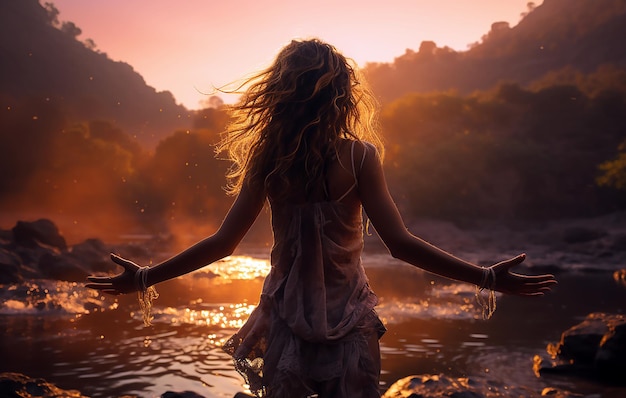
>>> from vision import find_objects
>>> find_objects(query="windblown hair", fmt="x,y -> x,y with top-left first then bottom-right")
216,38 -> 384,200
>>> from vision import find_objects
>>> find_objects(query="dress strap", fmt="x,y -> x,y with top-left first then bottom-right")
350,140 -> 367,185
336,141 -> 367,202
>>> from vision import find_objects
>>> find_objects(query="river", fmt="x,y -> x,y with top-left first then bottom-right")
1,249 -> 625,397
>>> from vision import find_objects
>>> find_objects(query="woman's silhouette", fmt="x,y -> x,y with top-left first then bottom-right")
87,38 -> 556,398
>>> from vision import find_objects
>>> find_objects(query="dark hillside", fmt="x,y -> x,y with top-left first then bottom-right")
0,0 -> 190,146
364,0 -> 626,103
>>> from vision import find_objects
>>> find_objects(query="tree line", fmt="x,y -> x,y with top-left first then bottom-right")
2,63 -> 625,241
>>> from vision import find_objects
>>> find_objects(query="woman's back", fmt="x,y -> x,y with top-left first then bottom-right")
265,139 -> 375,337
267,139 -> 367,206
225,139 -> 383,397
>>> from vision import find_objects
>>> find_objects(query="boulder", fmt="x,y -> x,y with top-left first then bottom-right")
11,219 -> 67,251
0,372 -> 228,398
382,374 -> 485,398
0,227 -> 12,243
0,219 -> 117,282
0,248 -> 22,284
0,372 -> 87,398
68,238 -> 114,274
614,269 -> 626,287
539,387 -> 585,397
382,374 -> 588,398
38,252 -> 89,282
536,313 -> 626,385
162,391 -> 207,398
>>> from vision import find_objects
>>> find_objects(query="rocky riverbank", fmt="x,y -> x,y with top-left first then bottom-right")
1,217 -> 626,397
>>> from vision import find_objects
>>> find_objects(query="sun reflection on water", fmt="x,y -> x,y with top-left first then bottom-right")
201,256 -> 271,282
0,280 -> 117,315
161,302 -> 256,330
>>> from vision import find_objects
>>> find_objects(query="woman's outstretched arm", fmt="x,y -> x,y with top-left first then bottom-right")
358,142 -> 556,296
86,183 -> 266,294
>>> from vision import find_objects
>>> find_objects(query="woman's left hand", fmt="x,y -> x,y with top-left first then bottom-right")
490,254 -> 557,296
85,253 -> 141,295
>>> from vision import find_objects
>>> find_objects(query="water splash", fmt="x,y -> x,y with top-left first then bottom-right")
376,283 -> 491,323
0,280 -> 113,315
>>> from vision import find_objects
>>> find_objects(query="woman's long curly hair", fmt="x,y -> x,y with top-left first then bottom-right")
216,38 -> 384,201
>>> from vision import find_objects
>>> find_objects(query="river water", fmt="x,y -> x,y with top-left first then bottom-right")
1,251 -> 625,397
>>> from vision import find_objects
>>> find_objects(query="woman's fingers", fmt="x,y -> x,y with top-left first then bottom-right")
489,253 -> 558,296
86,275 -> 114,283
509,273 -> 557,281
85,282 -> 114,290
498,273 -> 558,296
110,253 -> 138,270
85,254 -> 139,295
494,253 -> 526,271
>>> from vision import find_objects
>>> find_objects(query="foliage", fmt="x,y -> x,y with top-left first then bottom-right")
363,0 -> 626,104
380,80 -> 626,221
0,0 -> 191,148
597,141 -> 626,191
0,95 -> 231,235
2,0 -> 626,238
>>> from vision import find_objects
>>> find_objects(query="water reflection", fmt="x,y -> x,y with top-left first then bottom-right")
1,256 -> 625,397
163,303 -> 256,330
201,256 -> 270,281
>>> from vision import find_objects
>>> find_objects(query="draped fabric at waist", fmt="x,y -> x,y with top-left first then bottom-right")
261,201 -> 378,342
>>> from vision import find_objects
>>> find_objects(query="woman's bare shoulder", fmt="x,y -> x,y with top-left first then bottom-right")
337,138 -> 379,157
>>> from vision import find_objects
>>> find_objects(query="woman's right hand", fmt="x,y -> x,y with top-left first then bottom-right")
85,253 -> 141,295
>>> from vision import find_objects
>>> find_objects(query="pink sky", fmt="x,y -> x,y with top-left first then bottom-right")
50,0 -> 542,109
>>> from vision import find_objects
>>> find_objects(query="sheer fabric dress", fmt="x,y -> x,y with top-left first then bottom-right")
223,142 -> 386,398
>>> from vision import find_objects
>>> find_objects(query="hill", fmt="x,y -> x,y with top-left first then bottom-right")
363,0 -> 626,103
0,0 -> 191,147
0,0 -> 625,236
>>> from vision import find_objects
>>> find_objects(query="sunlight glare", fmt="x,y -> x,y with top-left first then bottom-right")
164,302 -> 256,329
206,256 -> 271,281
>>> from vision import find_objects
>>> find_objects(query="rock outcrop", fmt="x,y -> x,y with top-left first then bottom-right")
0,219 -> 115,283
535,312 -> 626,385
0,372 -> 87,398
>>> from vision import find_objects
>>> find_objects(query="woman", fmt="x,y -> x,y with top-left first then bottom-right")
87,38 -> 557,398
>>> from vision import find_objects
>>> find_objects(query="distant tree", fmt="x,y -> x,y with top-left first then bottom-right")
597,140 -> 626,190
418,41 -> 437,56
43,2 -> 59,26
61,21 -> 81,38
83,38 -> 97,51
138,129 -> 229,221
378,77 -> 626,221
199,95 -> 225,109
481,21 -> 511,43
0,97 -> 65,194
192,106 -> 229,134
530,65 -> 626,98
520,2 -> 537,19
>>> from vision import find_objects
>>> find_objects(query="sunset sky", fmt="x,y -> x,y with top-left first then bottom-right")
50,0 -> 543,109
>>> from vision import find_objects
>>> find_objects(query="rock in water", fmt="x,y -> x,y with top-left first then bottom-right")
1,219 -> 116,282
0,372 -> 87,397
12,219 -> 67,251
161,391 -> 207,398
614,269 -> 626,287
382,374 -> 485,398
536,312 -> 626,385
